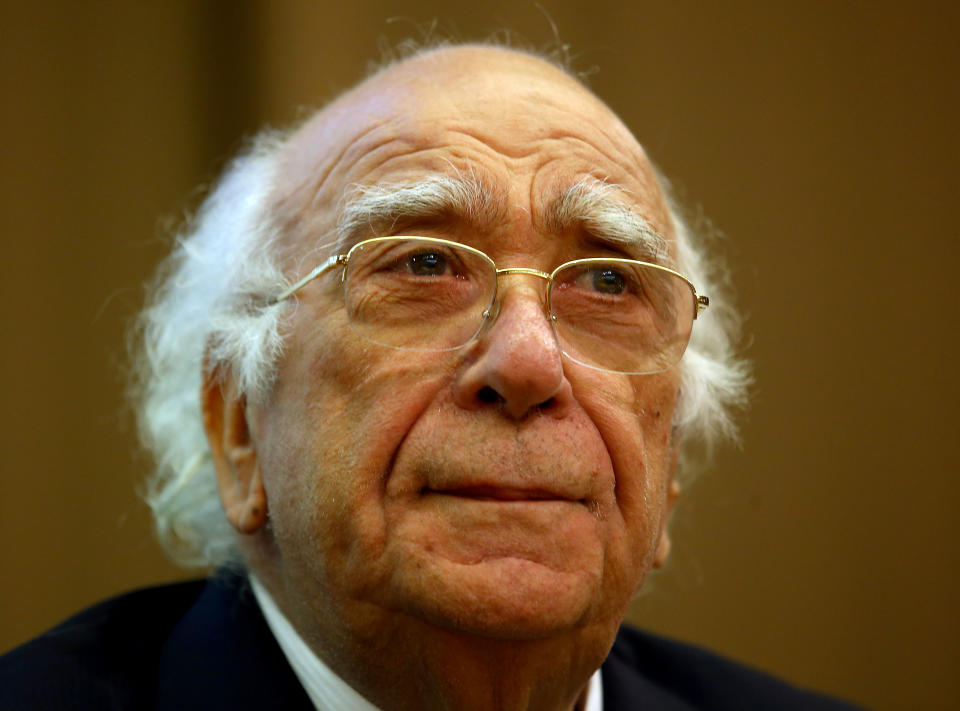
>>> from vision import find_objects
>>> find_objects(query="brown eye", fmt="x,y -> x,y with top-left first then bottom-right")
590,268 -> 627,294
407,251 -> 448,276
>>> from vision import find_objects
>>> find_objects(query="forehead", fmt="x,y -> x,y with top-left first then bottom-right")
271,47 -> 672,252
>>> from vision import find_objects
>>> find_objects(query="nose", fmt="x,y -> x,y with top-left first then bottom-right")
452,280 -> 570,420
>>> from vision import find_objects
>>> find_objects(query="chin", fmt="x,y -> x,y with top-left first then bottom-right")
389,555 -> 604,641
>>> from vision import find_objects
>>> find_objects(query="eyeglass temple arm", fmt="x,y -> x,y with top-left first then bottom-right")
274,254 -> 346,303
695,294 -> 709,318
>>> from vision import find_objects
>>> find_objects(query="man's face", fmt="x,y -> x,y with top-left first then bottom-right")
237,48 -> 681,645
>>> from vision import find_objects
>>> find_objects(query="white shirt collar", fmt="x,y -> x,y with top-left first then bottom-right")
250,575 -> 380,710
249,575 -> 603,711
584,667 -> 604,711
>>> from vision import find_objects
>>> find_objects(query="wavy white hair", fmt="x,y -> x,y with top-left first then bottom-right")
133,132 -> 291,567
133,59 -> 749,570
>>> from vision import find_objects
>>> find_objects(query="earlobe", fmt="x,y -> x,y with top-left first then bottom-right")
201,364 -> 268,535
653,479 -> 680,568
654,434 -> 682,569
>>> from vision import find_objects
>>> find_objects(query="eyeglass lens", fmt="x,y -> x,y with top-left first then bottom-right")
342,237 -> 695,374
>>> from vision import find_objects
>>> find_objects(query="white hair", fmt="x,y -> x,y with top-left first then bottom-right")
133,131 -> 291,567
663,176 -> 750,451
133,63 -> 748,571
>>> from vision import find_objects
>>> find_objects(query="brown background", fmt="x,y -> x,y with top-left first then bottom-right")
1,2 -> 957,709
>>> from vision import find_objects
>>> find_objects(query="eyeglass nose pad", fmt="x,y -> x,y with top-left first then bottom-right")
477,299 -> 502,339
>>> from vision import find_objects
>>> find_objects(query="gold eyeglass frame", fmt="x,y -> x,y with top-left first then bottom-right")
274,236 -> 709,373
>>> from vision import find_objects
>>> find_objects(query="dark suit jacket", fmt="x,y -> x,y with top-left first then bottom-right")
0,574 -> 861,709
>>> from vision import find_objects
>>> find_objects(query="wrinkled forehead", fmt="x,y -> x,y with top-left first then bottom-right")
269,46 -> 672,255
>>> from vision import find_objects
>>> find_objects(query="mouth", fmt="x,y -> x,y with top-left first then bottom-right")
422,485 -> 583,503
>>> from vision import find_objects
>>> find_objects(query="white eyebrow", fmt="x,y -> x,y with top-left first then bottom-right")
334,174 -> 671,266
550,178 -> 673,266
335,174 -> 505,253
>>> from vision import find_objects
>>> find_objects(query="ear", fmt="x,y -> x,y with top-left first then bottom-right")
201,364 -> 268,535
653,436 -> 682,569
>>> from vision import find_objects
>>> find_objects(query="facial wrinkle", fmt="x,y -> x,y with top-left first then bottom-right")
543,132 -> 647,180
278,119 -> 390,222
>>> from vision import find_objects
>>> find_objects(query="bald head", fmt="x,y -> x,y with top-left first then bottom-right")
269,45 -> 673,258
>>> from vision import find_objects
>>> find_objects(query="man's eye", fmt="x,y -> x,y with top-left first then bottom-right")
588,268 -> 628,295
406,251 -> 448,276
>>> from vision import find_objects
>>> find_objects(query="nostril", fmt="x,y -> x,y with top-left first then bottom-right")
475,386 -> 555,412
477,386 -> 500,404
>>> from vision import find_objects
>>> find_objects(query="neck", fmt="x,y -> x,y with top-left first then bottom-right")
324,614 -> 605,711
255,565 -> 614,711
359,626 -> 602,711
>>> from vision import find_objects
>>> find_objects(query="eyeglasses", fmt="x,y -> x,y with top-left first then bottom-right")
275,236 -> 709,375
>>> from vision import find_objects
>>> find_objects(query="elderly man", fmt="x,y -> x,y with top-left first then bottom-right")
1,44 -> 858,710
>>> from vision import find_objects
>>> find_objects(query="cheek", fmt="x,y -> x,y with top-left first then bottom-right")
272,300 -> 444,473
620,376 -> 678,509
257,307 -> 459,591
574,371 -> 679,585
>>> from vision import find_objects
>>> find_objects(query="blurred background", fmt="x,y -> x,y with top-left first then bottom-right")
1,2 -> 957,709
